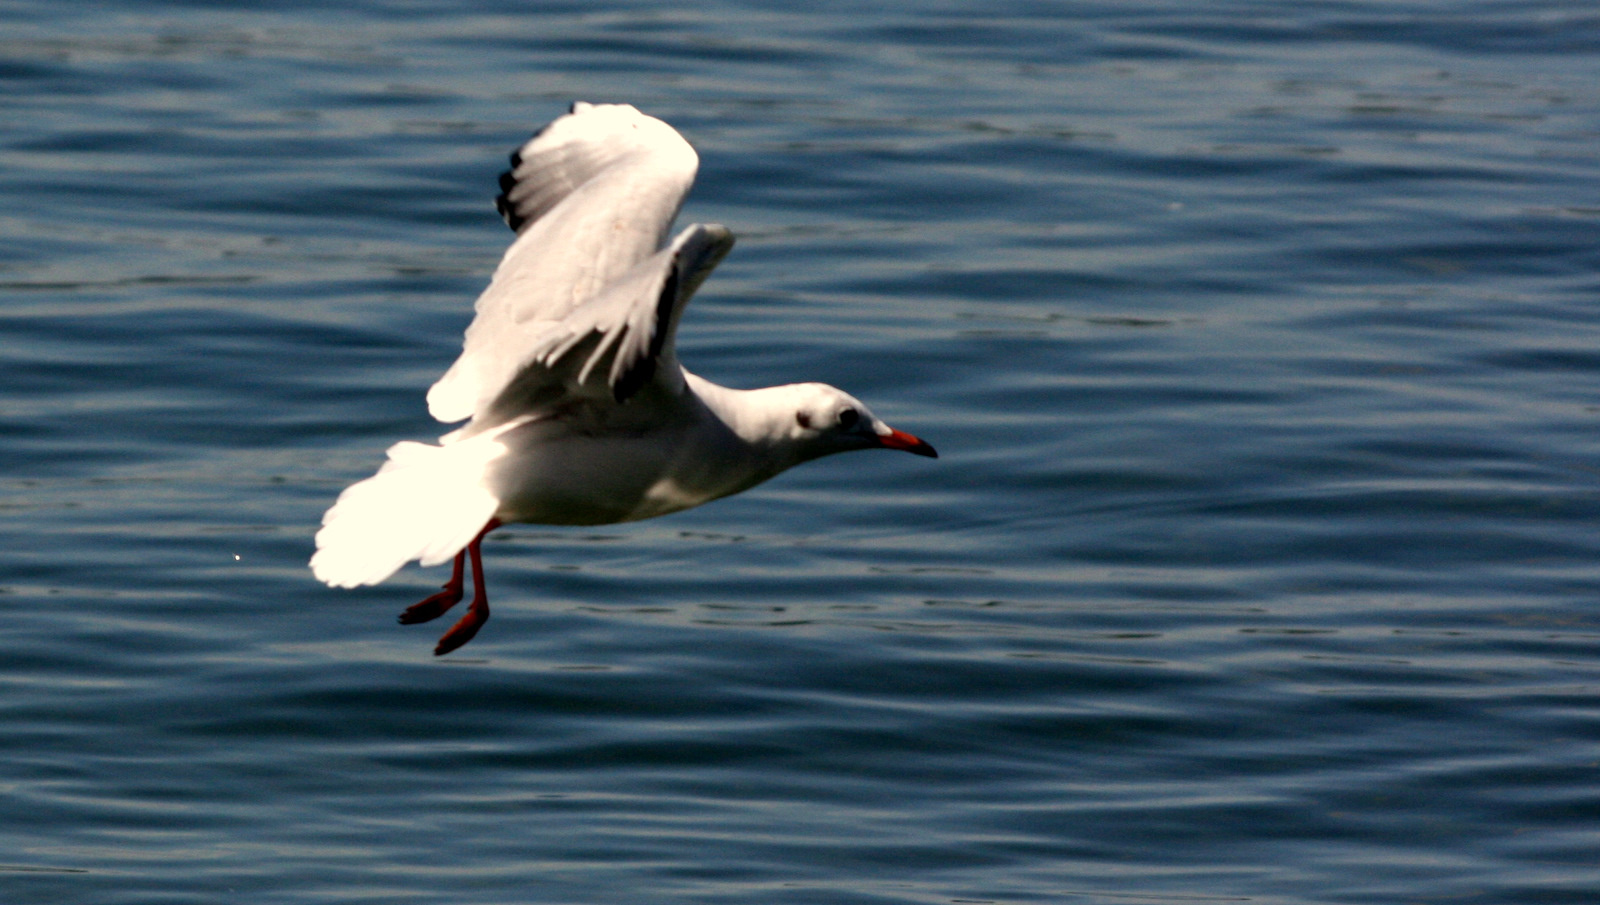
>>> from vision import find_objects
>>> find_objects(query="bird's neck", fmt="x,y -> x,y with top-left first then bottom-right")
683,372 -> 812,472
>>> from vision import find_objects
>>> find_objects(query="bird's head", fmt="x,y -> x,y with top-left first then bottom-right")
784,383 -> 937,461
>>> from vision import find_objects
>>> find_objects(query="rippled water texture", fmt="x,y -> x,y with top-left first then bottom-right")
3,2 -> 1600,903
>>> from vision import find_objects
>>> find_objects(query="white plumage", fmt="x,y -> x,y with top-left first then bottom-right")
312,103 -> 935,655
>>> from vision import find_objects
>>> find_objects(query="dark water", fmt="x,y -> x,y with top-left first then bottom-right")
5,2 -> 1600,902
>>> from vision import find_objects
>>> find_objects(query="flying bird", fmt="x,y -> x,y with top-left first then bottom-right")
311,103 -> 936,655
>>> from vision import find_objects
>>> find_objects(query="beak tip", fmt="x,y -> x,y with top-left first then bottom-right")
880,428 -> 938,459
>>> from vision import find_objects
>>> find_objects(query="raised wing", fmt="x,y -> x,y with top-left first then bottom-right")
426,103 -> 702,425
467,223 -> 734,432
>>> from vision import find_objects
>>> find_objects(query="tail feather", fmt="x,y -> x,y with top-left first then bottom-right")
310,431 -> 509,589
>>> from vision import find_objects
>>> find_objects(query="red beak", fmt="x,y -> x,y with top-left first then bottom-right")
878,428 -> 938,458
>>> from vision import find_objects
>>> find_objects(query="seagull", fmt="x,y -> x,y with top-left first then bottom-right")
310,102 -> 936,656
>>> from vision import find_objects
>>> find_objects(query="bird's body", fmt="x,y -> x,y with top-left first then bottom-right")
482,376 -> 812,526
311,103 -> 934,654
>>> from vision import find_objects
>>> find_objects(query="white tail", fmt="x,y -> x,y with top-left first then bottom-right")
310,430 -> 510,588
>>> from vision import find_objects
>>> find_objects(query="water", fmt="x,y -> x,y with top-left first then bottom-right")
4,1 -> 1599,902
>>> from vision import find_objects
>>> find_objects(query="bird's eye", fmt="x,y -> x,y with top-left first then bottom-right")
796,411 -> 812,429
837,408 -> 859,429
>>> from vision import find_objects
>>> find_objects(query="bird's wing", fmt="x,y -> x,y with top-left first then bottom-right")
466,222 -> 734,435
426,102 -> 703,425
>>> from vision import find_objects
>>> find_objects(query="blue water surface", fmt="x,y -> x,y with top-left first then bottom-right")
3,2 -> 1600,903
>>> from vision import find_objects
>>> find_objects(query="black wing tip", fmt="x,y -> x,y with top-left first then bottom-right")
611,268 -> 680,404
492,105 -> 607,235
494,190 -> 524,231
496,146 -> 526,230
611,358 -> 657,404
648,268 -> 679,362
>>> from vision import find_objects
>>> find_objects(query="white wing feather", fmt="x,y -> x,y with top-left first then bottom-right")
459,223 -> 733,433
426,103 -> 702,425
312,104 -> 737,589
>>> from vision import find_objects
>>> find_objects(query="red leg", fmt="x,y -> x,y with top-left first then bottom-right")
433,518 -> 501,656
398,550 -> 465,625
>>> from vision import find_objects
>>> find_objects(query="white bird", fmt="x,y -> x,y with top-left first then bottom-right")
310,103 -> 936,655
